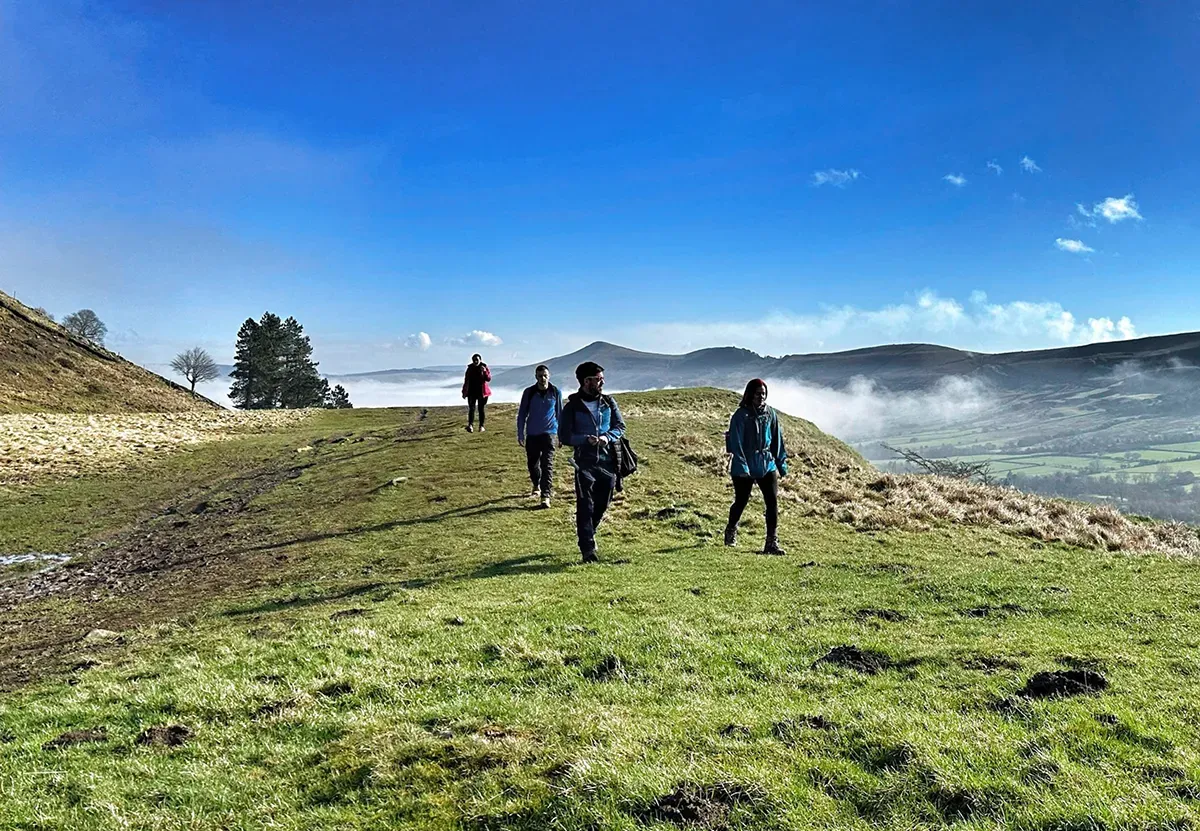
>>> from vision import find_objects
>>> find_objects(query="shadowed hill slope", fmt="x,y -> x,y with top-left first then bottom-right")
0,289 -> 219,413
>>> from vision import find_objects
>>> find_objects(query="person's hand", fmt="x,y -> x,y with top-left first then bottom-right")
597,435 -> 610,446
518,438 -> 525,447
587,435 -> 600,446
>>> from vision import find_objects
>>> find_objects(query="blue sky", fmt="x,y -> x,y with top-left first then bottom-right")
1,0 -> 1197,372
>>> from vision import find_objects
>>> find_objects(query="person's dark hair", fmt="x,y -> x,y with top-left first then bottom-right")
471,353 -> 482,362
740,378 -> 768,409
535,364 -> 549,374
575,361 -> 604,383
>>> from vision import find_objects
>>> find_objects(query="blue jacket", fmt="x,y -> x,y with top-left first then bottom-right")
726,405 -> 788,479
559,393 -> 625,469
517,383 -> 562,442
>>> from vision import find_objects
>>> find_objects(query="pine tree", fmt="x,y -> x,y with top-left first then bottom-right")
228,317 -> 261,410
278,316 -> 327,408
229,313 -> 286,409
327,384 -> 353,409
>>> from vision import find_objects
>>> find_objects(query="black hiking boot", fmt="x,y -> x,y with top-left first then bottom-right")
724,525 -> 738,547
761,536 -> 786,556
581,548 -> 599,564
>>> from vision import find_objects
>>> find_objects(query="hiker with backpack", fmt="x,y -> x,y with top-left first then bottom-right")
559,361 -> 626,563
461,353 -> 491,432
724,379 -> 788,555
517,364 -> 563,509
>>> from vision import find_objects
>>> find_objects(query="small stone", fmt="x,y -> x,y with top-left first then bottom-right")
82,628 -> 123,645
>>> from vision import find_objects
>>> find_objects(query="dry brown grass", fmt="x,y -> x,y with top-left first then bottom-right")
670,397 -> 1200,559
0,410 -> 316,484
0,290 -> 217,414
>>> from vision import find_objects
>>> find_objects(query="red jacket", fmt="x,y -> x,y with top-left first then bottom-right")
462,363 -> 492,398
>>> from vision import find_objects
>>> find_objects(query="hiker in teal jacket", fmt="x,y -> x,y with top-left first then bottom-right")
724,379 -> 788,555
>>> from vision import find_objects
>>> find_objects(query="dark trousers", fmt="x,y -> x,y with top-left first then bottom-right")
728,471 -> 779,537
574,463 -> 617,554
467,395 -> 488,427
525,433 -> 556,495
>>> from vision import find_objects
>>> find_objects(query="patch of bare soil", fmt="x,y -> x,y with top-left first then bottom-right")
636,781 -> 763,829
136,725 -> 192,747
813,645 -> 896,674
0,410 -> 314,483
0,459 -> 311,689
1018,669 -> 1109,699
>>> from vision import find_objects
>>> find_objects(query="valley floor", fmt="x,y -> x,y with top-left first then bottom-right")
1,390 -> 1199,830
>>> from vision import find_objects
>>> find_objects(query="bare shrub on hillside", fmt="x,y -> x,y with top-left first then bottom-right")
882,443 -> 994,484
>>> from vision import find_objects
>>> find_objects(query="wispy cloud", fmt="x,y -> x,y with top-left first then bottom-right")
1055,238 -> 1095,254
447,330 -> 504,348
943,173 -> 967,187
1020,155 -> 1042,173
987,160 -> 1003,175
811,168 -> 861,187
403,332 -> 432,351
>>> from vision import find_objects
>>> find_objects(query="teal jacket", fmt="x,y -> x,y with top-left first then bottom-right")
726,405 -> 788,479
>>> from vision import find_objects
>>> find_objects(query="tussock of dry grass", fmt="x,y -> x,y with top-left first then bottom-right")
671,400 -> 1200,559
0,410 -> 316,483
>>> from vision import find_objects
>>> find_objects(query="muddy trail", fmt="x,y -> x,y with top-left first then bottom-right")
0,422 -> 426,690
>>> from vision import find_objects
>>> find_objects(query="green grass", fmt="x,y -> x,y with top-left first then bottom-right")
2,390 -> 1200,830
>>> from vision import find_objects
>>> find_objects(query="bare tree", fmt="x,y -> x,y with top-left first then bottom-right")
62,309 -> 107,344
171,347 -> 220,397
882,443 -> 995,484
33,307 -> 55,322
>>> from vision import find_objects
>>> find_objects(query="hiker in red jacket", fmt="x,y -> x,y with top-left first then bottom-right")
461,353 -> 492,432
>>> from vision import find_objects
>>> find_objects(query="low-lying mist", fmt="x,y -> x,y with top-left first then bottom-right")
192,374 -> 992,443
763,376 -> 992,440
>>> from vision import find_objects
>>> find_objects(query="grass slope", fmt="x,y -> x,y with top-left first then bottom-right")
0,290 -> 216,414
2,390 -> 1200,830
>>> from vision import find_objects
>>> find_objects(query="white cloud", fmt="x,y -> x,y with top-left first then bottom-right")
1076,194 -> 1143,224
987,160 -> 1003,175
619,290 -> 1139,356
811,168 -> 861,187
403,331 -> 432,351
1085,316 -> 1138,343
447,329 -> 504,348
1096,194 -> 1142,223
916,291 -> 965,327
1055,238 -> 1094,254
1020,155 -> 1042,173
943,173 -> 967,187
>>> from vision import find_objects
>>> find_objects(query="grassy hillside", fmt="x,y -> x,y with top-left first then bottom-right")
0,289 -> 218,413
2,389 -> 1200,829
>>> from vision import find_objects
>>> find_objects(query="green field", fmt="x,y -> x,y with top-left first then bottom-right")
3,390 -> 1200,830
1154,442 -> 1200,454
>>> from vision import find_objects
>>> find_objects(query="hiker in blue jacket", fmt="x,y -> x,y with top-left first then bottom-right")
517,364 -> 563,509
558,361 -> 625,563
724,378 -> 788,555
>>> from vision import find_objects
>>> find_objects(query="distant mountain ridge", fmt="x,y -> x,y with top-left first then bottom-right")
493,334 -> 1200,391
